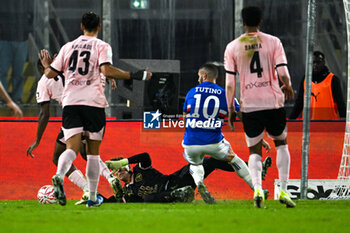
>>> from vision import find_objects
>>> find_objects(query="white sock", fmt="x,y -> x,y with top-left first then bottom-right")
248,153 -> 262,190
87,155 -> 101,202
230,155 -> 253,190
99,159 -> 113,182
276,145 -> 290,191
68,170 -> 88,191
56,149 -> 77,181
189,164 -> 205,186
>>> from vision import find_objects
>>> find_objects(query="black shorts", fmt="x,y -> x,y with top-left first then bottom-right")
62,105 -> 106,140
242,108 -> 286,138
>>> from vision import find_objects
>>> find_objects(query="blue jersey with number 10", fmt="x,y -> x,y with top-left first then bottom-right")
183,81 -> 228,145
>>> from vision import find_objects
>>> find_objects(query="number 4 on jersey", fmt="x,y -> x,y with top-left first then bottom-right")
250,51 -> 263,78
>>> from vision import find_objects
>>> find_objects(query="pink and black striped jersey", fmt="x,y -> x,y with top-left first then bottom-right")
50,35 -> 112,108
225,31 -> 290,113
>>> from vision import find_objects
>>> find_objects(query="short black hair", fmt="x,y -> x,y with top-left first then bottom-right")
199,63 -> 219,79
313,51 -> 325,60
81,12 -> 100,32
241,6 -> 262,27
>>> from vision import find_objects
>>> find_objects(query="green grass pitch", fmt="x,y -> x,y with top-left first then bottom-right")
1,200 -> 350,233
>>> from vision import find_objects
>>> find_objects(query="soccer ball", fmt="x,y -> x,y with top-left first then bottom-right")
37,185 -> 57,204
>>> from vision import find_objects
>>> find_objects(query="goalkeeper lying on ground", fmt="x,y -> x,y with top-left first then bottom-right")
100,150 -> 272,203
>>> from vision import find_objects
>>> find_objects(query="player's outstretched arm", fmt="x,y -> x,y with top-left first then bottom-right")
0,82 -> 23,118
276,66 -> 294,100
106,158 -> 129,173
27,102 -> 50,158
7,101 -> 23,118
100,64 -> 152,81
106,152 -> 152,173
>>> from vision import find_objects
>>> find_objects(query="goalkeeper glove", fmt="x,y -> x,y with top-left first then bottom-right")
106,159 -> 129,173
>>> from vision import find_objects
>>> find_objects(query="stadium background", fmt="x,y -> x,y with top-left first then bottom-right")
0,0 -> 347,200
0,0 -> 346,116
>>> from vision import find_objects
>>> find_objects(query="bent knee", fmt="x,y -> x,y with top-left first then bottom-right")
249,140 -> 263,155
225,147 -> 236,162
274,139 -> 287,147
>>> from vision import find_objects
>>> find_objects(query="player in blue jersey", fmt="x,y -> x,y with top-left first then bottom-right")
105,64 -> 271,203
181,63 -> 254,204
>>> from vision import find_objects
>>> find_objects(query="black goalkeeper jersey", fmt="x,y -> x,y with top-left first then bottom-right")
119,153 -> 235,203
123,165 -> 170,202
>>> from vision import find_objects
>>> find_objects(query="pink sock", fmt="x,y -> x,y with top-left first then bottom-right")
87,155 -> 101,201
99,159 -> 112,180
57,149 -> 77,180
248,153 -> 262,190
276,145 -> 290,190
68,170 -> 88,191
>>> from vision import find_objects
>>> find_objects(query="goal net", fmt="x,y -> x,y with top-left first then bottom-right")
325,0 -> 350,200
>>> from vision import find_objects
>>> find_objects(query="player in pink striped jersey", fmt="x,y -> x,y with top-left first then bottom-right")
39,12 -> 151,207
27,57 -> 121,205
224,6 -> 295,208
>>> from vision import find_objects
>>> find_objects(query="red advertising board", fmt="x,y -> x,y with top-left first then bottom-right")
0,121 -> 344,200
